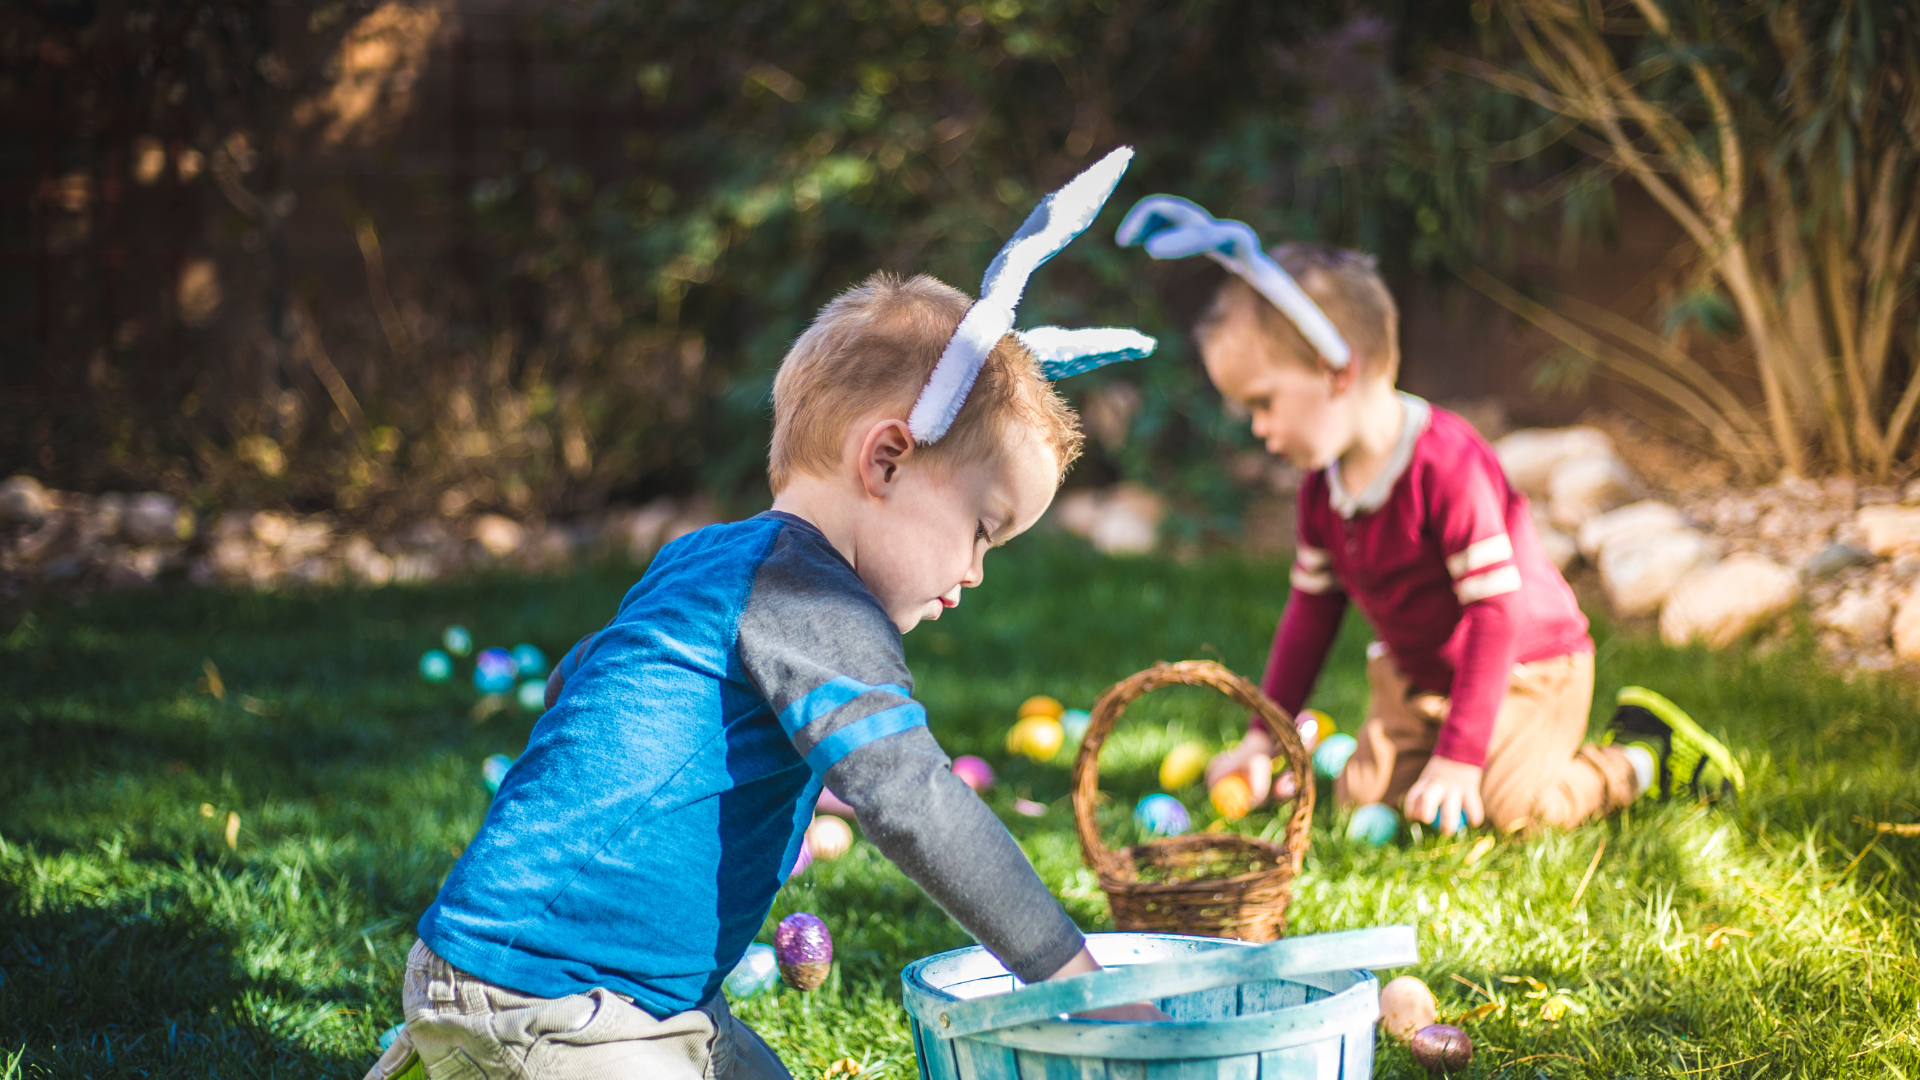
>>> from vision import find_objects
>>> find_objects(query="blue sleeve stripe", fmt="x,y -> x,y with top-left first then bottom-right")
804,702 -> 928,774
778,675 -> 910,737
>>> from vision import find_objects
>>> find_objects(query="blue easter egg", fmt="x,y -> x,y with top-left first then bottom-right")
1313,732 -> 1358,779
1059,709 -> 1092,744
1134,793 -> 1191,837
443,625 -> 474,656
511,643 -> 548,678
474,647 -> 519,694
482,753 -> 515,794
378,1022 -> 405,1052
724,942 -> 781,1000
419,649 -> 453,683
516,679 -> 547,712
1347,802 -> 1399,845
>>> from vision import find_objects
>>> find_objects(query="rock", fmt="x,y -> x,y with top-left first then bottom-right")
120,492 -> 184,545
472,514 -> 526,558
1893,582 -> 1920,662
1599,530 -> 1713,616
1051,490 -> 1104,538
1856,505 -> 1920,556
1817,590 -> 1893,645
1660,554 -> 1800,649
341,535 -> 394,586
1903,479 -> 1920,504
1577,500 -> 1687,561
662,498 -> 720,546
1804,542 -> 1876,579
281,518 -> 334,559
250,511 -> 293,548
0,475 -> 51,527
1090,483 -> 1163,555
1493,427 -> 1615,497
1536,520 -> 1578,571
611,498 -> 679,560
103,546 -> 166,589
1547,454 -> 1637,529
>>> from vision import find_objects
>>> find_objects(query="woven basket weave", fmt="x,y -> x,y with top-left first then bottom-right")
1070,660 -> 1313,942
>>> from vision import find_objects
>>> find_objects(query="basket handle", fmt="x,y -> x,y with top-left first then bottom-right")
1070,661 -> 1314,876
912,925 -> 1418,1039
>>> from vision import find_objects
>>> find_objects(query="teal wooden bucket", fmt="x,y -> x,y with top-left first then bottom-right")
901,926 -> 1417,1080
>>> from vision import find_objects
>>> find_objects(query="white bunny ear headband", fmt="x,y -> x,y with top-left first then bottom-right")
907,147 -> 1158,444
1114,195 -> 1351,369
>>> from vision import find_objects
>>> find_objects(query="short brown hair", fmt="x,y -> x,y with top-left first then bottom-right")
1195,243 -> 1399,381
768,273 -> 1084,493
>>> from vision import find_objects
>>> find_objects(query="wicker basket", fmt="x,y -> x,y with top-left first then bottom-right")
1070,660 -> 1314,942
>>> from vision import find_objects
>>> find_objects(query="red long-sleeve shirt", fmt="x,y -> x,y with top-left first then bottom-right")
1259,397 -> 1592,767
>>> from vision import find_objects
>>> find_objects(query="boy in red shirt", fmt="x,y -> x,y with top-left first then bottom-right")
1118,197 -> 1743,834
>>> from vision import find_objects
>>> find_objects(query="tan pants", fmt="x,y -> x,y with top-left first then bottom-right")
1334,648 -> 1638,833
364,940 -> 793,1080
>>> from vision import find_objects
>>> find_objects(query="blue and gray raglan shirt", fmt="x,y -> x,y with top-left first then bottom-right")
418,511 -> 1085,1017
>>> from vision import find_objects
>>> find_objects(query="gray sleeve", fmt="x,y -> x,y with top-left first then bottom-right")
736,527 -> 1085,983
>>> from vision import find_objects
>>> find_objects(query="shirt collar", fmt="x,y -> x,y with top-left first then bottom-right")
1326,393 -> 1430,519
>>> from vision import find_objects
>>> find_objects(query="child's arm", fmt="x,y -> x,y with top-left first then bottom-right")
1401,460 -> 1524,833
737,570 -> 1086,987
543,632 -> 599,710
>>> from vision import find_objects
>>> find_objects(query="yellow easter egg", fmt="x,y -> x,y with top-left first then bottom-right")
1158,741 -> 1210,790
1017,695 -> 1065,721
1210,775 -> 1254,821
805,815 -> 854,861
1006,715 -> 1065,761
1298,709 -> 1336,751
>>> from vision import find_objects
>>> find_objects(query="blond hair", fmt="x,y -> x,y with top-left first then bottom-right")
1196,243 -> 1399,381
768,273 -> 1084,493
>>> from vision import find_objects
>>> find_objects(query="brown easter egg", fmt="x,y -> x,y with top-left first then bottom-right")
1409,1024 -> 1473,1074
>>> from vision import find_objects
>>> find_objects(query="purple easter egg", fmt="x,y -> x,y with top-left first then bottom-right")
774,912 -> 833,991
952,755 -> 995,792
787,838 -> 813,880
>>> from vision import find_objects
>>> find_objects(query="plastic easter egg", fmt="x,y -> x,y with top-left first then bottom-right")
1347,802 -> 1399,845
774,912 -> 833,991
1013,798 -> 1048,817
1018,695 -> 1065,720
1379,975 -> 1438,1042
419,649 -> 453,683
481,753 -> 515,795
1297,709 -> 1335,752
816,788 -> 856,819
1313,732 -> 1359,779
723,943 -> 780,1000
1134,793 -> 1191,837
443,625 -> 473,657
378,1022 -> 405,1052
951,755 -> 995,792
510,643 -> 548,678
1409,1024 -> 1473,1073
1271,767 -> 1300,803
1210,775 -> 1254,821
806,815 -> 854,861
1006,715 -> 1065,761
473,647 -> 519,694
516,679 -> 547,712
1158,741 -> 1210,790
1059,709 -> 1092,744
787,839 -> 813,879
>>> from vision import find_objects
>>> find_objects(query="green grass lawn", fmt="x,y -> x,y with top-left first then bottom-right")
3,535 -> 1917,1078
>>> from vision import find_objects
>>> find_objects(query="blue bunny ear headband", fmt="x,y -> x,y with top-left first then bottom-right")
1115,195 -> 1351,369
908,147 -> 1157,444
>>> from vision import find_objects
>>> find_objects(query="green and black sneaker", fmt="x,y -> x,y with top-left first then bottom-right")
1603,686 -> 1745,803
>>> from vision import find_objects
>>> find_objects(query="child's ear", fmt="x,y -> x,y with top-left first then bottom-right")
858,418 -> 916,498
1328,359 -> 1359,396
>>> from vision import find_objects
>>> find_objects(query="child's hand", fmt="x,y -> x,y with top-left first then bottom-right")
1050,947 -> 1175,1022
1402,756 -> 1485,836
1205,729 -> 1276,806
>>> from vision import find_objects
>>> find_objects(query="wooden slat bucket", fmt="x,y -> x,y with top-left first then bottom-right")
902,927 -> 1417,1080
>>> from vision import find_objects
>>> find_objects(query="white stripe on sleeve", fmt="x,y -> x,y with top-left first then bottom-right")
1445,534 -> 1513,579
1291,565 -> 1336,594
1454,564 -> 1522,604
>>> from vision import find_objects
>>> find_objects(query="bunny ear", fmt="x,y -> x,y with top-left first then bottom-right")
1116,194 -> 1352,369
1015,326 -> 1157,380
909,147 -> 1136,443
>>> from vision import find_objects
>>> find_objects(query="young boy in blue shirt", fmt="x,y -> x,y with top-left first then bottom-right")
366,150 -> 1165,1080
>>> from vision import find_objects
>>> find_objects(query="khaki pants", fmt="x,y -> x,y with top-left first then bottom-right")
364,940 -> 793,1080
1334,647 -> 1638,833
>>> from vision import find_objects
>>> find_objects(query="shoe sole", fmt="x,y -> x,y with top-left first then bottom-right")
1618,686 -> 1746,796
